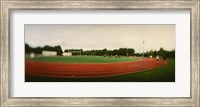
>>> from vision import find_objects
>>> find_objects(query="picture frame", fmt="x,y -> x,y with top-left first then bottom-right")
0,0 -> 199,106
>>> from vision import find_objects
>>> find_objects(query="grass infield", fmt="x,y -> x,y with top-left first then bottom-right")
26,56 -> 140,63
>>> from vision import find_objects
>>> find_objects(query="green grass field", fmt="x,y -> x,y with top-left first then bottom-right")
26,56 -> 140,63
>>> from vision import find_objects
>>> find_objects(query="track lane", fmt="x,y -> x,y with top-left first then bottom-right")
25,58 -> 166,78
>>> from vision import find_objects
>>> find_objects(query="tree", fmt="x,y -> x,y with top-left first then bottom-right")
127,48 -> 135,56
102,48 -> 107,55
43,45 -> 52,51
118,48 -> 127,56
167,50 -> 175,58
53,45 -> 63,56
153,50 -> 157,57
107,50 -> 113,56
149,50 -> 154,56
143,51 -> 149,57
158,48 -> 166,58
25,43 -> 32,54
112,49 -> 118,55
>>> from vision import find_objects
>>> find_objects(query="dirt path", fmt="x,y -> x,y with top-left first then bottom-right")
25,58 -> 166,78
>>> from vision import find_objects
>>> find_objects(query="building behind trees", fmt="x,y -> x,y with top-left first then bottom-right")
25,43 -> 174,58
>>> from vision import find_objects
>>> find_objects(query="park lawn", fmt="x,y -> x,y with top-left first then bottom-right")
26,56 -> 140,63
26,58 -> 175,82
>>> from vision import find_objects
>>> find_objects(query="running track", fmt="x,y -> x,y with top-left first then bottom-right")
25,58 -> 166,78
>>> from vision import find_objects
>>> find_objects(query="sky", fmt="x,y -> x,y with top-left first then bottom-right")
25,24 -> 175,53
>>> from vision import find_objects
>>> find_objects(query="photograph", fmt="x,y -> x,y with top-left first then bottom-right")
1,0 -> 199,106
25,24 -> 175,82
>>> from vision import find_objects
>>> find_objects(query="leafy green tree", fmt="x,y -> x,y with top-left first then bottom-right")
102,48 -> 107,55
127,48 -> 135,56
112,49 -> 118,56
53,45 -> 63,56
25,43 -> 32,54
158,48 -> 166,58
34,47 -> 43,54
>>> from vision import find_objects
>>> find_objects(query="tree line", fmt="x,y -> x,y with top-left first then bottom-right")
25,43 -> 63,56
25,43 -> 175,58
64,48 -> 135,56
134,48 -> 175,58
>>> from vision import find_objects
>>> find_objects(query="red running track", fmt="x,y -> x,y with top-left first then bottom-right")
25,58 -> 167,78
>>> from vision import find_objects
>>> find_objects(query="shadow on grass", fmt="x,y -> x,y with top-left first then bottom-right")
25,58 -> 175,82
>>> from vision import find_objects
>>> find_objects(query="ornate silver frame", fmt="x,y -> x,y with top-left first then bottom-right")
0,0 -> 199,106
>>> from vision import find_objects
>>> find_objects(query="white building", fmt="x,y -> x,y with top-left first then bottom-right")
42,51 -> 57,56
62,52 -> 72,56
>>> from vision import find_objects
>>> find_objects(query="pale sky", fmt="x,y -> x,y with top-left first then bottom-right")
25,24 -> 175,53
